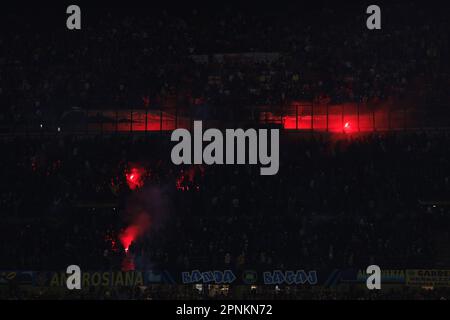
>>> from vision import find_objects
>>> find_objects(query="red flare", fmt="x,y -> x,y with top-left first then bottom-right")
125,166 -> 146,190
119,225 -> 139,252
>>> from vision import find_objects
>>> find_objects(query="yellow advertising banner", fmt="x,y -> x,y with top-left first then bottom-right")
406,270 -> 450,287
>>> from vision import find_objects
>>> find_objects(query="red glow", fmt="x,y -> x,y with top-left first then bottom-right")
176,166 -> 204,191
85,102 -> 411,133
344,122 -> 350,129
125,166 -> 146,190
119,213 -> 151,253
259,102 -> 395,133
104,233 -> 119,252
119,225 -> 139,252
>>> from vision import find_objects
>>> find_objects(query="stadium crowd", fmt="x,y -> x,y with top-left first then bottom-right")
0,131 -> 449,273
2,283 -> 450,300
0,2 -> 449,128
1,1 -> 450,301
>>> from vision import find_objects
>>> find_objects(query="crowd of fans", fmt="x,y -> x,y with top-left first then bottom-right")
2,283 -> 450,300
0,131 -> 449,274
0,2 -> 449,128
1,2 -> 450,300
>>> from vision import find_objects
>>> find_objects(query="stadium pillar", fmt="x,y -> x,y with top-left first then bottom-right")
130,109 -> 133,133
160,109 -> 163,133
357,102 -> 360,132
280,108 -> 283,129
372,108 -> 376,132
388,104 -> 391,131
145,109 -> 148,133
115,109 -> 118,134
175,104 -> 178,130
